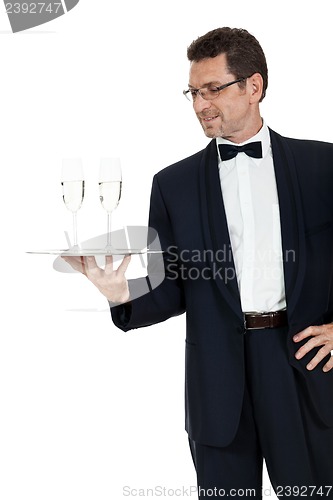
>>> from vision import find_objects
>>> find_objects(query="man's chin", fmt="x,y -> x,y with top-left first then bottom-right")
199,117 -> 224,138
203,127 -> 221,139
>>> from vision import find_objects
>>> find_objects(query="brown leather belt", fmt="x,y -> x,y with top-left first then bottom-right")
243,310 -> 288,330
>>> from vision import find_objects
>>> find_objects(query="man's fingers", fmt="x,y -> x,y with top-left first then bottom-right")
305,346 -> 333,371
62,254 -> 129,277
104,255 -> 114,274
117,254 -> 131,275
61,255 -> 86,274
323,355 -> 333,372
293,325 -> 321,342
295,335 -> 323,359
84,256 -> 98,271
105,254 -> 131,276
293,323 -> 333,372
62,252 -> 131,303
80,256 -> 86,275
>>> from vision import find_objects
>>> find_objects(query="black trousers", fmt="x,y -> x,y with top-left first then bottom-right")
189,327 -> 333,499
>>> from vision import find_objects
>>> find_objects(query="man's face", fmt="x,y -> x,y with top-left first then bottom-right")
188,53 -> 257,142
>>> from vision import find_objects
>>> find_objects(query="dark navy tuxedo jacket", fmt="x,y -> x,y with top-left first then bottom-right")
112,129 -> 333,447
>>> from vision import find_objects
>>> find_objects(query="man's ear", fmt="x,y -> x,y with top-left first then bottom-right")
248,73 -> 264,103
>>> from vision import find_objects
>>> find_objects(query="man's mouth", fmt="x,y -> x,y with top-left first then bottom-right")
202,115 -> 219,123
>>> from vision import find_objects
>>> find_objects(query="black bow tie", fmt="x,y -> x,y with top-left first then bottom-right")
218,141 -> 263,161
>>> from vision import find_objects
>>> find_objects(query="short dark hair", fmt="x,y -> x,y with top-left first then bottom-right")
187,27 -> 268,101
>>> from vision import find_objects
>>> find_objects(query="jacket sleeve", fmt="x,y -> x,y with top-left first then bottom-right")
111,174 -> 185,332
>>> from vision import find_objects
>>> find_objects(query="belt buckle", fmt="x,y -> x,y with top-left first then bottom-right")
268,311 -> 276,328
243,312 -> 274,330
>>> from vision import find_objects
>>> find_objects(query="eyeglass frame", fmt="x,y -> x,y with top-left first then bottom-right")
183,77 -> 250,102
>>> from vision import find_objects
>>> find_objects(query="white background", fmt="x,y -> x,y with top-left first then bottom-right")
0,1 -> 332,499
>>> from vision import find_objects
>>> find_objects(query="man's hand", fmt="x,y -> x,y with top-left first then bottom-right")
293,324 -> 333,372
61,254 -> 131,304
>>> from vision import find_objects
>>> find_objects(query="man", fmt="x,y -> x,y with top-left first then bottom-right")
63,28 -> 333,499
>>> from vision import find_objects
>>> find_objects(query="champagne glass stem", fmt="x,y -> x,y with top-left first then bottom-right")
107,211 -> 112,249
72,211 -> 78,247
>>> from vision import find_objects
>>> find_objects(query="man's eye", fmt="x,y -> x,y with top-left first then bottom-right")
207,87 -> 219,95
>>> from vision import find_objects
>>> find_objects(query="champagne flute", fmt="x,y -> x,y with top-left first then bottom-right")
99,158 -> 122,252
61,158 -> 85,249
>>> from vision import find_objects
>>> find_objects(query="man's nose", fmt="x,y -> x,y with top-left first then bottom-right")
194,94 -> 212,113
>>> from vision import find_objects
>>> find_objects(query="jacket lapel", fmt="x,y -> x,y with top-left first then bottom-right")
269,129 -> 306,318
199,140 -> 243,320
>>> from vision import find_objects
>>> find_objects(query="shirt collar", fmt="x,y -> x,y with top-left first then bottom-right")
216,120 -> 271,165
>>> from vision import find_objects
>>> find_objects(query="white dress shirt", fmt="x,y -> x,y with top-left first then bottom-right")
216,121 -> 286,313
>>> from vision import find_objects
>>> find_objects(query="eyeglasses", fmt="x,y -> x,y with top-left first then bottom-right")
183,77 -> 248,102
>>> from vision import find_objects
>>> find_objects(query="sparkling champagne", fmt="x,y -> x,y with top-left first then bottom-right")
99,181 -> 122,212
62,180 -> 85,212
